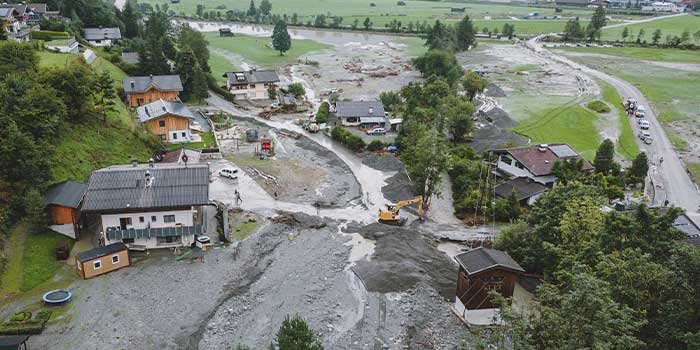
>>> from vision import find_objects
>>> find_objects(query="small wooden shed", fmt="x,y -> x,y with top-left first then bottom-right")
43,181 -> 87,238
454,247 -> 525,310
75,243 -> 130,279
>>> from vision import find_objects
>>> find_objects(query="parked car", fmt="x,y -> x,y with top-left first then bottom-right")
219,168 -> 239,179
637,105 -> 646,113
366,127 -> 386,136
639,120 -> 651,130
637,118 -> 647,125
635,110 -> 645,118
638,131 -> 652,144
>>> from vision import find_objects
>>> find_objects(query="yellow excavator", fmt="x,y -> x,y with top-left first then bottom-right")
378,196 -> 425,226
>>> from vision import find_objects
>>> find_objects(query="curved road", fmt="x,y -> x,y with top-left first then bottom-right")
527,36 -> 700,224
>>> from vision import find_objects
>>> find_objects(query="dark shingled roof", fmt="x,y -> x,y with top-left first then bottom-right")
454,247 -> 525,276
673,214 -> 700,237
107,225 -> 204,240
82,163 -> 210,212
225,70 -> 280,85
496,143 -> 593,176
518,274 -> 544,296
123,75 -> 183,93
83,27 -> 121,40
44,180 -> 87,208
75,242 -> 127,262
136,99 -> 195,123
495,177 -> 548,201
335,101 -> 385,118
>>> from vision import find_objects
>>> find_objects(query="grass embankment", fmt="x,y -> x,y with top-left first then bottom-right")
513,105 -> 600,160
0,225 -> 74,302
600,84 -> 639,160
229,212 -> 263,242
205,33 -> 331,80
686,162 -> 700,186
586,100 -> 611,113
149,0 -> 595,27
557,46 -> 700,64
601,13 -> 700,42
38,51 -> 153,182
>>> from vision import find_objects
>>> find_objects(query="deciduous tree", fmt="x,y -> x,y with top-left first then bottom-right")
259,0 -> 272,16
412,50 -> 462,85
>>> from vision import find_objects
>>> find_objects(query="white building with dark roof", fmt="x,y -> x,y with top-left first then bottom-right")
83,27 -> 121,47
224,70 -> 280,100
334,101 -> 386,128
82,162 -> 211,250
492,143 -> 594,186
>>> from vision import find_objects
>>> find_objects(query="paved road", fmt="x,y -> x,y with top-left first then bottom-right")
527,36 -> 700,224
602,12 -> 688,30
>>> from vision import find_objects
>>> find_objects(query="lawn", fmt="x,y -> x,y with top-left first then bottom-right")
686,161 -> 700,185
600,83 -> 639,160
147,0 -> 595,26
601,13 -> 700,42
473,19 -> 591,37
205,32 -> 330,69
557,46 -> 700,64
0,225 -> 73,300
165,131 -> 217,150
513,104 -> 600,160
38,50 -> 154,182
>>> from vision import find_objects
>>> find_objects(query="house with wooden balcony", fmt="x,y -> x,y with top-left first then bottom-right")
136,99 -> 196,143
123,75 -> 183,107
81,162 -> 211,251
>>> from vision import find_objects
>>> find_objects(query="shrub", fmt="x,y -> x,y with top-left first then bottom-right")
286,82 -> 305,98
367,140 -> 384,152
586,100 -> 611,113
30,30 -> 70,41
331,126 -> 365,151
315,102 -> 330,124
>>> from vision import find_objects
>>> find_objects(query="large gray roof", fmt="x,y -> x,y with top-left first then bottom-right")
136,99 -> 195,123
83,27 -> 121,40
44,180 -> 87,208
225,70 -> 280,84
123,75 -> 183,93
335,101 -> 385,118
82,163 -> 210,212
454,247 -> 524,276
494,177 -> 548,201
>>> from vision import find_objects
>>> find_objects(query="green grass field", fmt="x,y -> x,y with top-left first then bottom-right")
165,131 -> 217,149
687,161 -> 700,185
146,0 -> 595,26
474,19 -> 592,37
601,14 -> 700,42
557,46 -> 700,64
600,83 -> 639,159
205,33 -> 331,78
513,104 -> 600,160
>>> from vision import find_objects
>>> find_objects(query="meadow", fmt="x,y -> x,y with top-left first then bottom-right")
601,13 -> 700,42
557,45 -> 700,63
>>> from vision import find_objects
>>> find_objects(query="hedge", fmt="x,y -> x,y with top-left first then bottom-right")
31,30 -> 70,40
331,126 -> 365,151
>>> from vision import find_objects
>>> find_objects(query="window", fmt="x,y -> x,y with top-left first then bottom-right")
173,133 -> 178,140
136,98 -> 144,106
249,84 -> 255,88
122,238 -> 134,244
93,260 -> 102,270
181,132 -> 186,137
111,255 -> 120,264
159,120 -> 166,127
139,216 -> 144,223
151,216 -> 157,222
164,215 -> 176,223
501,156 -> 513,166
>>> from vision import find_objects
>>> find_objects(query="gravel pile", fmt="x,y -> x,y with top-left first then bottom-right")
360,153 -> 405,172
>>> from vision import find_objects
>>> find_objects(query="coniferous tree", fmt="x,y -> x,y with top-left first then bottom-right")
247,0 -> 257,16
175,48 -> 207,101
121,0 -> 141,39
271,20 -> 291,55
594,139 -> 615,175
96,70 -> 116,123
455,15 -> 476,51
274,315 -> 323,350
24,188 -> 48,234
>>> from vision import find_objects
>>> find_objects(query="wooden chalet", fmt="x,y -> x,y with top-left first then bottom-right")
136,99 -> 195,143
123,75 -> 183,107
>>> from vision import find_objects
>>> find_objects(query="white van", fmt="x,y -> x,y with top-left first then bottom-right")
219,168 -> 239,179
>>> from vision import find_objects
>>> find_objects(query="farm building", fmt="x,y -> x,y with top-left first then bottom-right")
75,242 -> 130,279
82,162 -> 211,251
123,75 -> 183,107
452,247 -> 541,325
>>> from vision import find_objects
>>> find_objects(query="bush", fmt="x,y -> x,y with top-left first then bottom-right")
331,126 -> 365,151
586,100 -> 611,113
367,140 -> 384,152
315,102 -> 330,124
286,82 -> 305,98
10,312 -> 30,323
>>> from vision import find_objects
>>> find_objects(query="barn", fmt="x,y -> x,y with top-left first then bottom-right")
43,180 -> 87,239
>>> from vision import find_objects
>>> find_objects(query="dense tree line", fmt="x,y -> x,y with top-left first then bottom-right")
0,42 -> 122,228
491,179 -> 700,350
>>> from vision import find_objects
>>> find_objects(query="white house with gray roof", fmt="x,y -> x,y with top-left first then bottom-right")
334,101 -> 386,127
83,27 -> 121,46
224,70 -> 280,100
82,162 -> 211,250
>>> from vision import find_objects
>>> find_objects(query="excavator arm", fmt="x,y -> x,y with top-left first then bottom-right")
378,196 -> 424,225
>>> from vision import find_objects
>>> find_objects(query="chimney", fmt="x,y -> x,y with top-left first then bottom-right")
538,144 -> 548,152
130,80 -> 135,88
148,158 -> 155,167
149,74 -> 153,80
368,106 -> 374,115
144,170 -> 154,188
131,159 -> 138,167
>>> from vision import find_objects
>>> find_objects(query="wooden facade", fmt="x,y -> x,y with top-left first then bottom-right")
144,114 -> 190,141
76,246 -> 130,279
456,266 -> 520,310
127,88 -> 179,107
49,204 -> 81,225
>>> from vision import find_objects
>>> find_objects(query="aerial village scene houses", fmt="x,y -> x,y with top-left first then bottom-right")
2,0 -> 700,349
